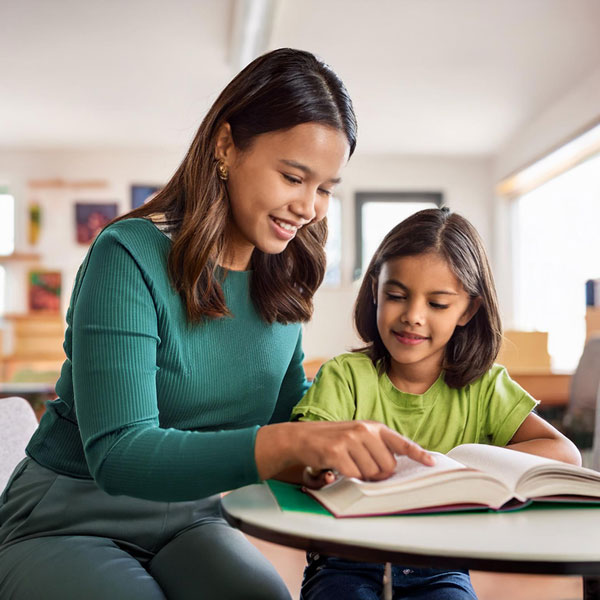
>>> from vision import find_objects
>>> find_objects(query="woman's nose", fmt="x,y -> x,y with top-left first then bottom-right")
289,189 -> 319,222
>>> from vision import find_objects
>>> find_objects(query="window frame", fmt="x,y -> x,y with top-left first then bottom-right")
353,191 -> 443,279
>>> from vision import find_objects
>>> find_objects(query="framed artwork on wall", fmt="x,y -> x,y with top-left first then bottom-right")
131,184 -> 161,209
75,202 -> 118,244
28,270 -> 62,313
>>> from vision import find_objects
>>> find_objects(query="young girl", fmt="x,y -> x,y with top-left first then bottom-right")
292,207 -> 580,600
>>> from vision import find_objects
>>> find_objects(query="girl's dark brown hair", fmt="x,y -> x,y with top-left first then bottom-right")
354,208 -> 502,388
114,48 -> 357,323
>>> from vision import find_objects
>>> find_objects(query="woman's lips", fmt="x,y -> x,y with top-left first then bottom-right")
393,331 -> 429,346
270,216 -> 298,240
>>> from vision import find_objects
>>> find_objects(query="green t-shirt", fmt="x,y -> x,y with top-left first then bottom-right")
291,352 -> 538,453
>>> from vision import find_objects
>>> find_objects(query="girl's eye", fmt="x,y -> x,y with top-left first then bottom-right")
283,173 -> 302,185
430,302 -> 449,309
317,188 -> 332,197
386,294 -> 406,302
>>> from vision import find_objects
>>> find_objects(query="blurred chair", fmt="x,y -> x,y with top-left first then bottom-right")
562,337 -> 600,466
0,396 -> 38,491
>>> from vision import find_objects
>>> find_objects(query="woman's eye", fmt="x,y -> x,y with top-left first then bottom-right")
317,188 -> 332,197
283,173 -> 302,184
386,294 -> 406,302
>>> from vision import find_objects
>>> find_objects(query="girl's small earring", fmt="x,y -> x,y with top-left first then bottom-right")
217,161 -> 229,181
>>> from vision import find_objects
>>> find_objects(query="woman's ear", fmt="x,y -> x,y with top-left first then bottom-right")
214,122 -> 235,162
457,296 -> 482,326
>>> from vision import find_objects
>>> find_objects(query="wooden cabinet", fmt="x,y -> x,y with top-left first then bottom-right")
1,313 -> 65,383
586,307 -> 600,341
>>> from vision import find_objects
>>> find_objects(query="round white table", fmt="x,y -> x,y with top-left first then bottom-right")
222,483 -> 600,599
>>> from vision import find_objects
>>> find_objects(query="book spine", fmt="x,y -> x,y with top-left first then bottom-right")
586,280 -> 595,307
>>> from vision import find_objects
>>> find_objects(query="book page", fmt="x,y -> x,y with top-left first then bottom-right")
355,452 -> 467,490
447,444 -> 558,492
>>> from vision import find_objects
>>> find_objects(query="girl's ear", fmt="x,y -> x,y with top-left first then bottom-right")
214,122 -> 235,162
457,296 -> 482,326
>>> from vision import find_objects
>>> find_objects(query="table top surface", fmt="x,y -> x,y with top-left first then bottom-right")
222,483 -> 600,575
0,382 -> 55,394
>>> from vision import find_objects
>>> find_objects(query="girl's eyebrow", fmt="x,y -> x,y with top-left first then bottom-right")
384,278 -> 459,296
279,159 -> 342,184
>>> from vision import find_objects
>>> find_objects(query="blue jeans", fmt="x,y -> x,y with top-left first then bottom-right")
301,553 -> 477,600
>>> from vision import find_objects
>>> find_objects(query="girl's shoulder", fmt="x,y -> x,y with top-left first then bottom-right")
317,351 -> 379,381
464,363 -> 528,399
329,351 -> 376,369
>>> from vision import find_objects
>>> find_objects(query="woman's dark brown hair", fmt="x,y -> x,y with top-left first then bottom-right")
115,48 -> 357,323
354,208 -> 502,388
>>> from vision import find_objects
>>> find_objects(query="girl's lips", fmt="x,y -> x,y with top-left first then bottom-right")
393,331 -> 429,346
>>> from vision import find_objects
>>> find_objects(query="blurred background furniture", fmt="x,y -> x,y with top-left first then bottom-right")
561,336 -> 600,467
0,396 -> 38,491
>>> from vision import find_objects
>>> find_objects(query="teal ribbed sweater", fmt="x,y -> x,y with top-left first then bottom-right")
27,218 -> 309,501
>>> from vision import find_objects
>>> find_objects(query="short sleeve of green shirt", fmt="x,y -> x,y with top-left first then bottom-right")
479,365 -> 539,446
291,355 -> 364,422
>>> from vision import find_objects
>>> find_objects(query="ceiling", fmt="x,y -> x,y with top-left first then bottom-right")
1,0 -> 599,155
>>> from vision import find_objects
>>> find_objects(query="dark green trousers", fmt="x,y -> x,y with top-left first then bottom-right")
0,458 -> 291,599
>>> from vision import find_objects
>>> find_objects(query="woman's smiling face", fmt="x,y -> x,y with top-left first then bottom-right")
215,122 -> 350,270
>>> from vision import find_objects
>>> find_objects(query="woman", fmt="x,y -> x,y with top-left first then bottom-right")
0,48 -> 431,599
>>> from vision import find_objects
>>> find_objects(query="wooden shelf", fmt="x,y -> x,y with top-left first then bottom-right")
0,252 -> 41,263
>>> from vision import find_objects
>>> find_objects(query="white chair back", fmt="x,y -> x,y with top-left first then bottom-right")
0,396 -> 38,492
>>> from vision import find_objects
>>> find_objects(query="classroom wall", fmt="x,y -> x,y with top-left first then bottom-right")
0,148 -> 494,360
0,148 -> 183,320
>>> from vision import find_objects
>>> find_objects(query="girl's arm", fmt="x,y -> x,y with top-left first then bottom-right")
507,412 -> 581,465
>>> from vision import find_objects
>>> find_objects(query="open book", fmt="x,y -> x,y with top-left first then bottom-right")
306,444 -> 600,517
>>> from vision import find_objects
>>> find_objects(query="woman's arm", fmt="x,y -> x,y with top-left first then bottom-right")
255,419 -> 435,483
507,412 -> 581,465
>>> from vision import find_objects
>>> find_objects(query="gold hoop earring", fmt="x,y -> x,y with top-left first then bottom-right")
217,161 -> 229,181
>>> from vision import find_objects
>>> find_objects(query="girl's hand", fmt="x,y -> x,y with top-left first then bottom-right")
255,420 -> 435,483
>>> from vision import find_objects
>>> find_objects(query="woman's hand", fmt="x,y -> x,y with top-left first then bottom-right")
254,420 -> 435,483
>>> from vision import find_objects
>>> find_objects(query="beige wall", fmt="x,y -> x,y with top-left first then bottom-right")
0,148 -> 494,361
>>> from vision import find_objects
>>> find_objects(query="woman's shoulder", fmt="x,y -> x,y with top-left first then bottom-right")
98,217 -> 165,242
92,218 -> 170,255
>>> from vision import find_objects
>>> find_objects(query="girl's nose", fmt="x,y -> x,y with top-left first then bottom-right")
402,301 -> 425,326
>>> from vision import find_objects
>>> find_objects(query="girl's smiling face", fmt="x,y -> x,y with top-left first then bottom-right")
375,252 -> 480,389
215,122 -> 349,270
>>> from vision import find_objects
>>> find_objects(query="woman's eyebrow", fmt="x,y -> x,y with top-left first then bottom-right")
279,159 -> 342,184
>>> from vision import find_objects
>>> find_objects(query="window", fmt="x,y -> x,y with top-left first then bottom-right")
0,192 -> 15,256
513,152 -> 600,371
323,196 -> 342,286
0,192 -> 15,315
354,192 -> 442,279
